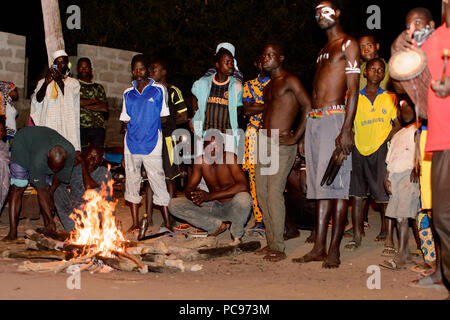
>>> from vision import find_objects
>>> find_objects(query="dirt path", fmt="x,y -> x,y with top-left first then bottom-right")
0,199 -> 447,300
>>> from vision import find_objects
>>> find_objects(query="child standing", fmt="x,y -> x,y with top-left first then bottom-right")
346,58 -> 399,251
381,99 -> 420,269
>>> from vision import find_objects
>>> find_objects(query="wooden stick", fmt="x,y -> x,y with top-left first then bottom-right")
3,249 -> 73,261
113,251 -> 148,274
18,253 -> 95,273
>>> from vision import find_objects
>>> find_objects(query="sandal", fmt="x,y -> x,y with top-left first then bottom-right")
344,240 -> 359,251
255,246 -> 272,256
408,276 -> 445,289
263,251 -> 287,262
379,259 -> 405,270
174,223 -> 193,231
374,233 -> 387,242
409,262 -> 432,274
381,246 -> 397,257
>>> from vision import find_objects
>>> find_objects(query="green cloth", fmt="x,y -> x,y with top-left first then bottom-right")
11,126 -> 76,187
79,80 -> 107,129
359,58 -> 391,91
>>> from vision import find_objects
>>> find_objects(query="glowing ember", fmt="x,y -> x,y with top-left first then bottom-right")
69,169 -> 126,258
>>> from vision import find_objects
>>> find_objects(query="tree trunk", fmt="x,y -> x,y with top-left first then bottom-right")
41,0 -> 65,65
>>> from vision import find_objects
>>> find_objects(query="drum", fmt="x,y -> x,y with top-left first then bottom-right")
389,47 -> 431,119
389,47 -> 427,81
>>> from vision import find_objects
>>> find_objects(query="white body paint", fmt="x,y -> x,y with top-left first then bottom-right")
317,52 -> 330,63
345,60 -> 361,74
342,39 -> 351,52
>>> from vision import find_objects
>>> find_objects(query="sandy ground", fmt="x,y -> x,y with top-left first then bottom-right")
0,195 -> 448,301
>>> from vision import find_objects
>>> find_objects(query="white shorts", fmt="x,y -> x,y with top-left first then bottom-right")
124,131 -> 170,206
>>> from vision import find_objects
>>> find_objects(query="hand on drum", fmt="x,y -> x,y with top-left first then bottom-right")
392,30 -> 416,52
431,77 -> 450,98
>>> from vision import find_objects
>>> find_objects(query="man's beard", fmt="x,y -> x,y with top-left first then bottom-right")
319,20 -> 337,30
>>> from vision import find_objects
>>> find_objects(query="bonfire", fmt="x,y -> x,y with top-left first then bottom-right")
4,167 -> 261,274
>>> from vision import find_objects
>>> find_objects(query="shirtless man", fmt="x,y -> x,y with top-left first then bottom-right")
254,43 -> 312,262
292,1 -> 360,268
168,137 -> 251,244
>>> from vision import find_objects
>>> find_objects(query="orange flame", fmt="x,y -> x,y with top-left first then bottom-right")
69,167 -> 126,258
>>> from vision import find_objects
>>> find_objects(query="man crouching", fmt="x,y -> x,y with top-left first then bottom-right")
169,134 -> 251,244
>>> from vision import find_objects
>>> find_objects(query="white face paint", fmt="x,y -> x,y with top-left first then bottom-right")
345,60 -> 361,74
316,4 -> 336,22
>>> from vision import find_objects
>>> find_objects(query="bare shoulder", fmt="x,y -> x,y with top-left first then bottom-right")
284,72 -> 304,89
340,36 -> 359,55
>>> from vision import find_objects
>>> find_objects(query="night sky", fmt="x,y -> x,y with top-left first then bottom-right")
0,0 -> 443,96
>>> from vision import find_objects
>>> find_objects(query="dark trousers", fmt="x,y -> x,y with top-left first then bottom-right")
80,127 -> 106,151
431,150 -> 450,291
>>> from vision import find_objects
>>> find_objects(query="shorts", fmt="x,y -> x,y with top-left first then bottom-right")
305,106 -> 352,199
162,135 -> 181,180
10,161 -> 52,188
385,170 -> 420,220
349,142 -> 389,202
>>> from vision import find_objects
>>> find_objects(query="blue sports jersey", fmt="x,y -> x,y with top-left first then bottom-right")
120,78 -> 169,155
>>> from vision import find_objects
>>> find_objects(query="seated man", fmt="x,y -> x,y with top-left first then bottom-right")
168,136 -> 251,244
3,126 -> 76,240
54,145 -> 112,232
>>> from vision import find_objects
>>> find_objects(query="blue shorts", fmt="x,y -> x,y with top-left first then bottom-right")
10,161 -> 52,188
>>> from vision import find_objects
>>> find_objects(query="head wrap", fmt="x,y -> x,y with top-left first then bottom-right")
216,42 -> 239,71
52,50 -> 68,63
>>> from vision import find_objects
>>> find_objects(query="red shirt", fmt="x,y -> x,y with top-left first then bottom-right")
423,25 -> 450,152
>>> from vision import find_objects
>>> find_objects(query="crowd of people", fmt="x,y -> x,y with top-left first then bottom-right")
0,0 -> 449,296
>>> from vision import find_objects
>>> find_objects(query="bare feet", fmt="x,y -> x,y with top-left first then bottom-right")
374,232 -> 387,242
263,251 -> 287,262
2,232 -> 18,241
322,252 -> 341,268
229,237 -> 242,246
292,250 -> 326,263
305,231 -> 315,243
44,222 -> 57,233
209,222 -> 230,237
126,225 -> 140,234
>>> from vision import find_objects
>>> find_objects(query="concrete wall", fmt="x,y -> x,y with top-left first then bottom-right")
1,38 -> 141,147
76,44 -> 141,99
0,31 -> 26,89
74,44 -> 142,147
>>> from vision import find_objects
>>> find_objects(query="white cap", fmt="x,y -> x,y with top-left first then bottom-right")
52,49 -> 68,62
215,42 -> 239,71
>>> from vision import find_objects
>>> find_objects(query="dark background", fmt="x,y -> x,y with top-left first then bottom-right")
0,0 -> 443,100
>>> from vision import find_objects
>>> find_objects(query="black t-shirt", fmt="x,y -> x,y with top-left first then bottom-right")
161,85 -> 187,137
203,78 -> 231,133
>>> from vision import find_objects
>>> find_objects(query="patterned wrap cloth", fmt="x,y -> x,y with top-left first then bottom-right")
242,75 -> 270,223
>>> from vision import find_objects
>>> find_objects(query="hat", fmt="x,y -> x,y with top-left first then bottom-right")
216,42 -> 239,71
52,49 -> 68,62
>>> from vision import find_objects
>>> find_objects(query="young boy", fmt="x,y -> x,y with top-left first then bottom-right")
358,34 -> 391,91
380,99 -> 420,269
120,54 -> 173,234
346,58 -> 399,251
